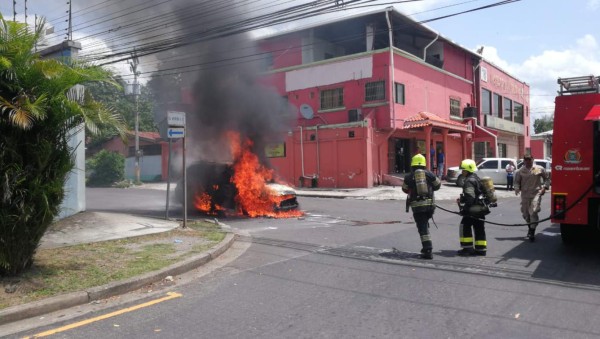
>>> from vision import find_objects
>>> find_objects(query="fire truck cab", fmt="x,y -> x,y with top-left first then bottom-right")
551,76 -> 600,244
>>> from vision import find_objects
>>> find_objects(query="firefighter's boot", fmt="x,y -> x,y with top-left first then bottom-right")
420,248 -> 433,260
457,248 -> 476,257
527,228 -> 536,242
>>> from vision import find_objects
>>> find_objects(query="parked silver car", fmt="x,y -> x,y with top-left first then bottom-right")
446,157 -> 517,187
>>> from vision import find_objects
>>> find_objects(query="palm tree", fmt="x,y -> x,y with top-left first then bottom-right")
0,15 -> 126,276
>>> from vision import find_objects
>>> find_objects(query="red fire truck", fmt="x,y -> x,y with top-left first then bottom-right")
551,75 -> 600,244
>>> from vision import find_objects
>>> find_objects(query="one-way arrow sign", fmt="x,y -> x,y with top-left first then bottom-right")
168,127 -> 185,139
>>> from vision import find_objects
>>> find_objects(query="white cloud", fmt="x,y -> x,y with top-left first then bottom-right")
587,0 -> 600,10
479,35 -> 600,121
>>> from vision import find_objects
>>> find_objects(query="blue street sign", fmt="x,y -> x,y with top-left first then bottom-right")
168,127 -> 185,138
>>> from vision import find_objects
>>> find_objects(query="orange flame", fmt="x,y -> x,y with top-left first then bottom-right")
192,131 -> 303,218
193,192 -> 225,215
229,132 -> 303,218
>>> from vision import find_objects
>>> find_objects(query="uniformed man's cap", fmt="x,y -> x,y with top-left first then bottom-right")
523,153 -> 533,160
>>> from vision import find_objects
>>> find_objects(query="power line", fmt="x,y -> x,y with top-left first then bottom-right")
109,0 -> 521,79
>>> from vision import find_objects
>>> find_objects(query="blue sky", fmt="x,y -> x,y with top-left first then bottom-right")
2,0 -> 599,122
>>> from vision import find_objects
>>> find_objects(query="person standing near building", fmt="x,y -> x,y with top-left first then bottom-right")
402,154 -> 441,259
505,160 -> 516,190
456,159 -> 487,256
514,154 -> 550,242
436,146 -> 445,179
429,143 -> 436,175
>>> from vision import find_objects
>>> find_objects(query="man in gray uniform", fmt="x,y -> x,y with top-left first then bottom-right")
514,154 -> 550,242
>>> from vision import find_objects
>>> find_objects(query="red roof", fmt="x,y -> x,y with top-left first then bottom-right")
126,131 -> 162,142
403,111 -> 472,133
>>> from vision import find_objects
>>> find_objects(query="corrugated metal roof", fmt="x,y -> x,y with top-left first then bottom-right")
258,6 -> 480,60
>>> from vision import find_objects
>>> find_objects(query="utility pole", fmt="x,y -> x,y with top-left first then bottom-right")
67,0 -> 73,40
129,51 -> 141,183
13,0 -> 16,21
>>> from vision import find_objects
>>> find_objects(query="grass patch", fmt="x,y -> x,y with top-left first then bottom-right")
0,221 -> 227,309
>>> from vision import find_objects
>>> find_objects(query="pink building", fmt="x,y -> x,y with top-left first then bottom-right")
257,7 -> 530,188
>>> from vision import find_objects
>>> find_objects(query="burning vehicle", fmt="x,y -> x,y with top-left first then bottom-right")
175,132 -> 301,218
175,161 -> 299,217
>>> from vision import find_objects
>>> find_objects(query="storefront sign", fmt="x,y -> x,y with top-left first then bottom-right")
490,75 -> 526,100
265,143 -> 286,158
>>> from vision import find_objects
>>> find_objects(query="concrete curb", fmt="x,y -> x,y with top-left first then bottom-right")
0,232 -> 236,325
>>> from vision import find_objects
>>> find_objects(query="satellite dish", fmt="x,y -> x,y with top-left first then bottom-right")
299,104 -> 314,119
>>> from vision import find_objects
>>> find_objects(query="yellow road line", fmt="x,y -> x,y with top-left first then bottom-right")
24,292 -> 182,338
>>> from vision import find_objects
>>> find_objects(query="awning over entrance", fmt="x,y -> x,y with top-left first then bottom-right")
403,111 -> 472,133
584,105 -> 600,121
472,123 -> 498,139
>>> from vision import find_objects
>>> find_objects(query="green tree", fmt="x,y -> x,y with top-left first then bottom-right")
85,78 -> 156,149
0,16 -> 126,276
87,150 -> 125,187
533,115 -> 553,134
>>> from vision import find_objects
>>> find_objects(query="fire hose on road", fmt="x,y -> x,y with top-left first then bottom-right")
433,183 -> 595,227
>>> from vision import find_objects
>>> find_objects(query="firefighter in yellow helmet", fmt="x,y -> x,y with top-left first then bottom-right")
456,159 -> 488,256
401,154 -> 441,259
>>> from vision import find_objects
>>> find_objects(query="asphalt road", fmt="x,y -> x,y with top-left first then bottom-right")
13,187 -> 600,338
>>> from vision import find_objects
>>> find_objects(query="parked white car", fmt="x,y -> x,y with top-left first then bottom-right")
446,157 -> 517,187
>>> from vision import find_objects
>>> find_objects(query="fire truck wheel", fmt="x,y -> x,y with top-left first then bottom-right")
560,223 -> 579,246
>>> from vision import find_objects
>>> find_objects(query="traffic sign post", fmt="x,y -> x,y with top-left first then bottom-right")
165,111 -> 187,228
167,111 -> 186,127
167,127 -> 185,138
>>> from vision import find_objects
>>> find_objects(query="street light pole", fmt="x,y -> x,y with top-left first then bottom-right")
129,52 -> 141,183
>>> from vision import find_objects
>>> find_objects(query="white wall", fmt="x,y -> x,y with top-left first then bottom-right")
286,56 -> 373,92
125,155 -> 162,181
58,126 -> 86,219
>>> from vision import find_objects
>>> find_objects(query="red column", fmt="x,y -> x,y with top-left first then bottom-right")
461,132 -> 468,160
424,126 -> 432,170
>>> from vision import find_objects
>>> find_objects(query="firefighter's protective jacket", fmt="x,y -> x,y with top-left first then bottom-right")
460,173 -> 487,216
514,165 -> 550,199
402,169 -> 441,214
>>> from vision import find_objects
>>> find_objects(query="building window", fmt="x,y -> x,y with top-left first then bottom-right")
450,98 -> 461,117
320,87 -> 344,110
481,89 -> 491,115
493,93 -> 501,118
514,102 -> 523,124
365,81 -> 385,102
394,82 -> 405,105
481,67 -> 488,82
503,97 -> 513,121
498,143 -> 507,157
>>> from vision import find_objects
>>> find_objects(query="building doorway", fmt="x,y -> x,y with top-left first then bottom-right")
393,138 -> 411,174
